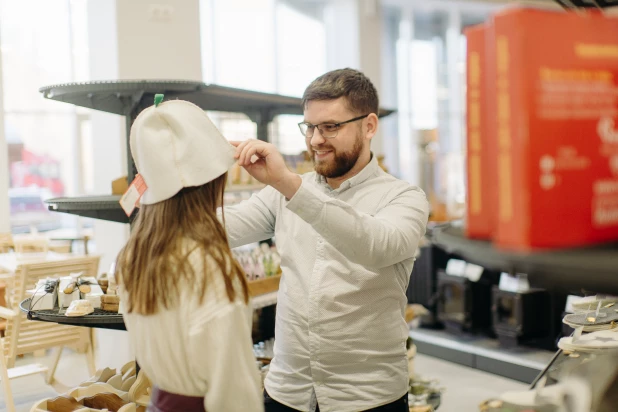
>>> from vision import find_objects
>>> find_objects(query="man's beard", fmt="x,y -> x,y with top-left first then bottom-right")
311,133 -> 364,179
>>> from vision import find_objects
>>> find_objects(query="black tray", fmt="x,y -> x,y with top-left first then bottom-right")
20,298 -> 126,331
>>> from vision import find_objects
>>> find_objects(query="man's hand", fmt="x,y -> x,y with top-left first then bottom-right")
231,140 -> 302,199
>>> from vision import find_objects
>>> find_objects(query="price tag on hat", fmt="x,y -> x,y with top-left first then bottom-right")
119,174 -> 148,217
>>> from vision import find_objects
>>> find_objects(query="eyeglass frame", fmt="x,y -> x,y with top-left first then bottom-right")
298,114 -> 370,139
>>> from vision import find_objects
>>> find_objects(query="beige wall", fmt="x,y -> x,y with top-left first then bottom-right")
116,0 -> 202,81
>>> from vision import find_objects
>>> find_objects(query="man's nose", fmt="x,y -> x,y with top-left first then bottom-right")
310,127 -> 326,146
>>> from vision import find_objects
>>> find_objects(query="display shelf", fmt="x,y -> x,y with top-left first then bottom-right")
45,183 -> 267,224
20,298 -> 126,331
45,195 -> 130,224
410,328 -> 555,384
432,223 -> 618,294
22,290 -> 277,334
39,80 -> 302,118
40,80 -> 394,126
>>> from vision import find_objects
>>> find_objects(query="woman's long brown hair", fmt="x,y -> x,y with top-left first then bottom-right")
116,173 -> 248,315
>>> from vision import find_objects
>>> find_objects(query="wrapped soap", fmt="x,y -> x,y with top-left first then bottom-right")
58,276 -> 80,309
26,278 -> 58,310
79,276 -> 104,309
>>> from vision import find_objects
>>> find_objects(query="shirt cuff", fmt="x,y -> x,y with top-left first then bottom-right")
285,179 -> 328,224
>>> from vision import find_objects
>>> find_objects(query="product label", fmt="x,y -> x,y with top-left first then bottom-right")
593,179 -> 618,227
575,43 -> 618,59
119,174 -> 147,217
537,148 -> 591,191
497,35 -> 513,222
465,23 -> 494,239
469,155 -> 482,214
598,117 -> 618,160
537,67 -> 618,120
468,50 -> 482,215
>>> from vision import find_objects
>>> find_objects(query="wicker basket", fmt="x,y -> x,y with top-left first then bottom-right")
247,275 -> 281,297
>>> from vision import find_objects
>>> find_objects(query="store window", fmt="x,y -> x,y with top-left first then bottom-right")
0,0 -> 90,234
393,6 -> 491,220
275,1 -> 326,98
199,0 -> 326,155
273,1 -> 326,155
205,0 -> 277,93
410,40 -> 439,131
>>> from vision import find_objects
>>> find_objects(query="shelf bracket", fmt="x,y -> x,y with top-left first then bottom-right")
245,108 -> 276,142
118,91 -> 146,185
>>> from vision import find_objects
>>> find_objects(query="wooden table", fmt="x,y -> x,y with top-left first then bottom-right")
0,251 -> 72,274
46,229 -> 94,255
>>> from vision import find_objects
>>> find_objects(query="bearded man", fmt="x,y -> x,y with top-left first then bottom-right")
223,68 -> 429,412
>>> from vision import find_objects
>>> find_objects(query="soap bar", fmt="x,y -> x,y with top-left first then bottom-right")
101,295 -> 120,304
58,277 -> 80,309
101,303 -> 119,313
26,280 -> 56,310
66,299 -> 94,317
28,291 -> 55,310
79,277 -> 104,309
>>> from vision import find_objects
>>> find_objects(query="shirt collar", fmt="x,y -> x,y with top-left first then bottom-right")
315,153 -> 380,191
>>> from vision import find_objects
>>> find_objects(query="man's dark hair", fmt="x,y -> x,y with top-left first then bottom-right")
301,68 -> 379,116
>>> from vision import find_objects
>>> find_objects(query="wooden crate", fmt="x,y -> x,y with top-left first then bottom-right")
247,275 -> 281,297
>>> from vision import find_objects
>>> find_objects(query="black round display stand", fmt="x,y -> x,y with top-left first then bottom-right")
20,298 -> 126,331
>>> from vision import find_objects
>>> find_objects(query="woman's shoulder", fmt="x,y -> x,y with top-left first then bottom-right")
181,239 -> 246,305
182,244 -> 251,333
182,239 -> 233,275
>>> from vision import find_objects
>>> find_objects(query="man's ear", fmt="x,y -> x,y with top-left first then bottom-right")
365,113 -> 379,140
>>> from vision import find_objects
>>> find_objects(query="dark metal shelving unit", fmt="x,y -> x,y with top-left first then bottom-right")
419,0 -> 618,390
40,80 -> 395,223
419,221 -> 618,387
432,224 -> 618,295
39,80 -> 305,197
46,195 -> 130,224
552,0 -> 618,10
45,185 -> 269,225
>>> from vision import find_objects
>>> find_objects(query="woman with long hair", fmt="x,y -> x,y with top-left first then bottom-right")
116,99 -> 263,412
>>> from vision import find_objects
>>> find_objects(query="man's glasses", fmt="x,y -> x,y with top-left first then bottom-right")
298,114 -> 369,139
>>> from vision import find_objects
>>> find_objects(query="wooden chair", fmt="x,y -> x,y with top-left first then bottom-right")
48,240 -> 73,254
0,233 -> 13,253
0,255 -> 100,412
0,235 -> 11,338
12,235 -> 49,254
